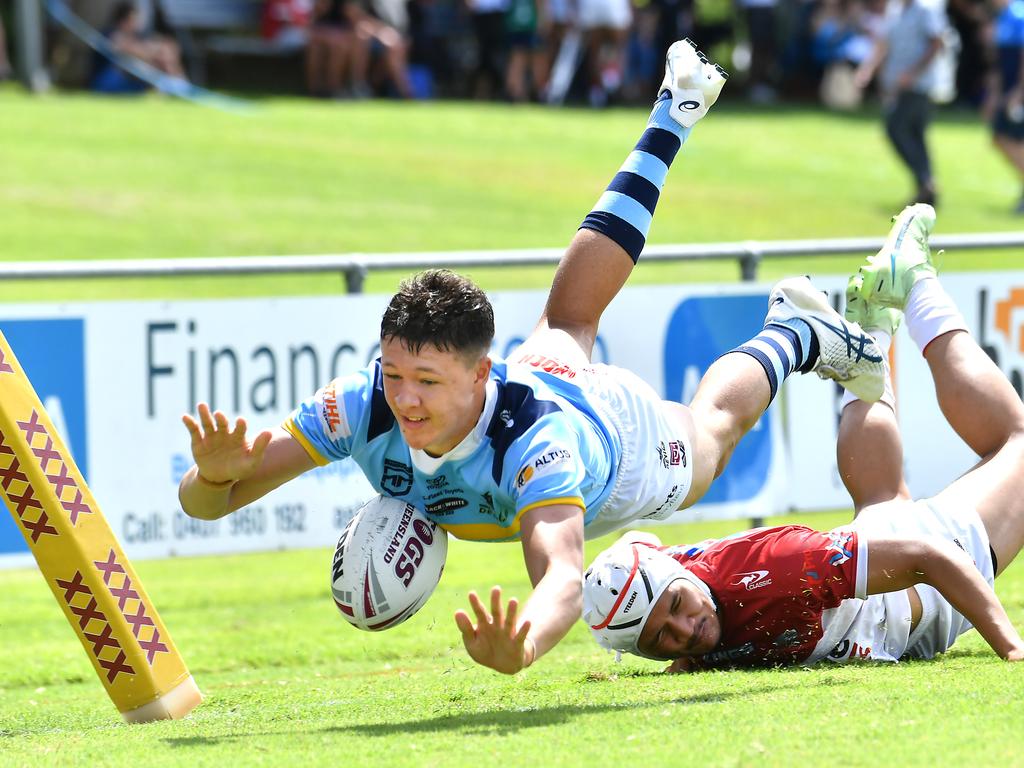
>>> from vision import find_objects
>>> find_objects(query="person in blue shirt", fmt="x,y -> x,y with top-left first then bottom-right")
178,39 -> 886,675
988,0 -> 1024,212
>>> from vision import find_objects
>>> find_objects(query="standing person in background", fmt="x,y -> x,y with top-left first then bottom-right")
469,0 -> 511,98
855,0 -> 947,206
948,0 -> 989,107
505,0 -> 549,101
578,0 -> 632,106
986,0 -> 1024,213
738,0 -> 780,103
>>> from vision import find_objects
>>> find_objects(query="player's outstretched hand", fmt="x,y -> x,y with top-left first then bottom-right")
182,402 -> 272,486
454,586 -> 533,675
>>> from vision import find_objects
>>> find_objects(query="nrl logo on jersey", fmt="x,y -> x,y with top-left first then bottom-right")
731,570 -> 772,590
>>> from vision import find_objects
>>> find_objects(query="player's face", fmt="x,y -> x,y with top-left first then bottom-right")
380,337 -> 491,458
637,577 -> 721,660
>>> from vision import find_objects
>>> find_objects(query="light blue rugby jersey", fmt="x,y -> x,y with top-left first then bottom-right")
284,358 -> 621,542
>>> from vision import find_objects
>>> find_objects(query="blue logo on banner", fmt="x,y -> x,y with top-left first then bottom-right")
664,295 -> 772,504
0,319 -> 87,555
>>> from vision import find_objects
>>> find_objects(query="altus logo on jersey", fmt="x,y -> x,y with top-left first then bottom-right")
978,287 -> 1024,399
731,570 -> 772,590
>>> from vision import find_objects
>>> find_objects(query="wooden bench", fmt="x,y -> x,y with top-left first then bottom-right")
158,0 -> 305,85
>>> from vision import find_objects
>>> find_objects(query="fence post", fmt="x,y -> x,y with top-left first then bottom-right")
14,0 -> 50,91
344,265 -> 367,294
740,246 -> 761,282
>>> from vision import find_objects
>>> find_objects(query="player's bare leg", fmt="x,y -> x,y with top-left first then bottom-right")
836,399 -> 910,510
835,207 -> 940,509
680,275 -> 888,507
518,39 -> 726,364
927,330 -> 1024,576
845,203 -> 1024,573
679,353 -> 771,504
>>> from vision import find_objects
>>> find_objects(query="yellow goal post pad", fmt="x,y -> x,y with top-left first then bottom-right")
0,331 -> 201,722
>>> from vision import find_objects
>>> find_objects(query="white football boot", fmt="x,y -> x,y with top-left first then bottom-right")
661,38 -> 728,128
766,276 -> 886,402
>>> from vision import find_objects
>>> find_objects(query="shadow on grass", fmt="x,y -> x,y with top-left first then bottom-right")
161,676 -> 836,747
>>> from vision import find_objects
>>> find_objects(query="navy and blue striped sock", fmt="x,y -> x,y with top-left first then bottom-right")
730,320 -> 817,404
579,93 -> 691,263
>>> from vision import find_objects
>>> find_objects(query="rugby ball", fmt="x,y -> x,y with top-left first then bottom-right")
330,496 -> 447,631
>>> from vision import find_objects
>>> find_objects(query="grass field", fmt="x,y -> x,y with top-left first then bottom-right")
2,510 -> 1022,768
1,88 -> 1024,766
2,86 -> 1024,304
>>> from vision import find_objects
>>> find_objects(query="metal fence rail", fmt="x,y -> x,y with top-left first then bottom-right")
4,232 -> 1023,293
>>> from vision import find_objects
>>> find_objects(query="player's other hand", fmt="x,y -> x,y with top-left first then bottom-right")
182,402 -> 272,486
454,586 -> 533,675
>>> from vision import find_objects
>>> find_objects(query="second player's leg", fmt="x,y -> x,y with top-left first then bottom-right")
836,399 -> 910,510
927,330 -> 1024,576
849,205 -> 1024,574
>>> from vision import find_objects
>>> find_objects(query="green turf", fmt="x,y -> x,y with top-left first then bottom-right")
1,88 -> 1023,303
1,510 -> 1021,767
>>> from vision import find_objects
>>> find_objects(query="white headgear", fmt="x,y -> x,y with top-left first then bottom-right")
582,543 -> 688,660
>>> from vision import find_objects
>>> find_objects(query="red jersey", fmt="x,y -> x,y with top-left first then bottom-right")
661,525 -> 865,668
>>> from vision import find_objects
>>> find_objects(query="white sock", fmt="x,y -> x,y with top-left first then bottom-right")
904,276 -> 968,354
840,329 -> 895,411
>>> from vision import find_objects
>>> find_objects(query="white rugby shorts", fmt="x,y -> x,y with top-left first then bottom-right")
576,363 -> 694,540
853,496 -> 994,659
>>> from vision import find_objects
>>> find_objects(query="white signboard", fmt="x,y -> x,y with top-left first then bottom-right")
2,273 -> 1020,567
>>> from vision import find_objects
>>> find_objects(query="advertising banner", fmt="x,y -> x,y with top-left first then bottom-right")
2,273 -> 1019,567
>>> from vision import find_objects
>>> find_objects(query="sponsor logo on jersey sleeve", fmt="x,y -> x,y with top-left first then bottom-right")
515,448 -> 574,489
826,530 -> 854,566
516,354 -> 579,379
320,382 -> 351,440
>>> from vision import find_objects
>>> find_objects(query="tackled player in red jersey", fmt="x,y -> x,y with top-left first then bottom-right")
584,204 -> 1024,670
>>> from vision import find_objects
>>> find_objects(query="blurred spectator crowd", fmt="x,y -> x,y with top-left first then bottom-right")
18,0 -> 995,108
258,0 -> 989,107
7,0 -> 1024,207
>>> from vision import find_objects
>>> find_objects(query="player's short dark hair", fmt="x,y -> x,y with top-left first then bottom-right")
380,269 -> 494,362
